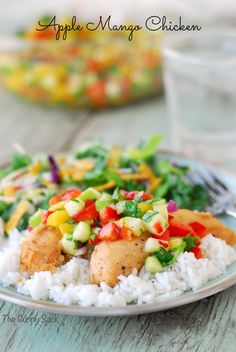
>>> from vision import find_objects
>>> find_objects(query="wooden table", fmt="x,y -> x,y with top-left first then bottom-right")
0,89 -> 235,352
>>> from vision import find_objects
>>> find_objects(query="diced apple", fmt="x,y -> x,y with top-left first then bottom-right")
119,217 -> 145,237
64,199 -> 85,217
143,211 -> 168,235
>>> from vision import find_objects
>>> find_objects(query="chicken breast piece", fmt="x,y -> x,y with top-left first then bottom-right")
172,209 -> 236,245
20,225 -> 64,275
90,235 -> 149,287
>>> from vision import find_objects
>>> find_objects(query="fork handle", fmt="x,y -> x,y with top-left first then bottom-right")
226,208 -> 236,219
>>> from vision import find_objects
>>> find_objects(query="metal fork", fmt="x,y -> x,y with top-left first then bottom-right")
186,167 -> 236,218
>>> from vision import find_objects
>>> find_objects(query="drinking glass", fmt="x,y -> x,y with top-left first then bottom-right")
162,30 -> 236,168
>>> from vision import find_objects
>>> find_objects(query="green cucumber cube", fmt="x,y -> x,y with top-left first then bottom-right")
145,256 -> 163,274
73,221 -> 91,242
79,187 -> 101,201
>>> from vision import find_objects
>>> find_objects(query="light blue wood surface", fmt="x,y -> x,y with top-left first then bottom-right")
0,89 -> 235,352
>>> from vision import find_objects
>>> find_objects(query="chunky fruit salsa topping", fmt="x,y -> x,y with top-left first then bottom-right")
0,136 -> 209,237
28,186 -> 208,274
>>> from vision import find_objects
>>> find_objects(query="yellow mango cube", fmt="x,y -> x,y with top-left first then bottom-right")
46,210 -> 70,227
138,202 -> 152,214
59,223 -> 74,235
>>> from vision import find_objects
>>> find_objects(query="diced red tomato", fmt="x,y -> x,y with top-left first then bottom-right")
119,226 -> 133,240
42,210 -> 53,224
49,195 -> 61,207
72,200 -> 99,222
61,189 -> 82,200
189,222 -> 208,238
98,222 -> 120,241
169,218 -> 193,237
99,207 -> 120,225
190,246 -> 203,259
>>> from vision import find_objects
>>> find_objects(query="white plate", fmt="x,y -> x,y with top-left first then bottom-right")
0,151 -> 236,316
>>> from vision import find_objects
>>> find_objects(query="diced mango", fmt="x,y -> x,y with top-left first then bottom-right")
3,185 -> 16,197
46,210 -> 70,227
138,202 -> 152,214
59,223 -> 74,235
49,200 -> 67,212
5,200 -> 29,234
75,159 -> 95,171
28,162 -> 42,175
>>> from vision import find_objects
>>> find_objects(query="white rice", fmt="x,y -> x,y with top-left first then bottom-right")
0,232 -> 235,307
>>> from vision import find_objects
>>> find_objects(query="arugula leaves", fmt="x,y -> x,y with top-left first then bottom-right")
155,166 -> 209,211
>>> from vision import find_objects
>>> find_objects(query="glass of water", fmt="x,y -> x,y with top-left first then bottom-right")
162,30 -> 236,168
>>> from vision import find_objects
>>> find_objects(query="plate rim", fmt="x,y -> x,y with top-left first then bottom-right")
1,150 -> 236,316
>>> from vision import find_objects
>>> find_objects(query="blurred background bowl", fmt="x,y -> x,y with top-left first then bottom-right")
0,20 -> 163,109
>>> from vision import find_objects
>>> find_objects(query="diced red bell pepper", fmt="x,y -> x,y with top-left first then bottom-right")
169,218 -> 192,237
99,207 -> 120,226
125,191 -> 136,200
119,226 -> 133,240
189,221 -> 208,238
49,195 -> 61,206
153,229 -> 170,242
122,191 -> 153,201
98,222 -> 120,242
42,210 -> 53,224
191,246 -> 203,259
61,189 -> 82,200
159,240 -> 169,248
86,81 -> 106,107
88,235 -> 101,245
138,191 -> 153,200
72,200 -> 99,222
120,190 -> 128,197
154,221 -> 164,234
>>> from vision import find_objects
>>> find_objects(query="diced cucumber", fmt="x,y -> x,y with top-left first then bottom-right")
169,237 -> 183,249
95,192 -> 112,210
29,209 -> 43,228
65,199 -> 85,217
143,211 -> 168,235
73,221 -> 91,242
115,201 -> 126,214
120,217 -> 145,237
144,237 -> 160,253
60,234 -> 78,255
145,256 -> 163,274
79,187 -> 101,201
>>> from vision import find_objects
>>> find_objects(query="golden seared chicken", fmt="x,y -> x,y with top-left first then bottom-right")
20,225 -> 64,274
172,209 -> 236,245
90,234 -> 149,287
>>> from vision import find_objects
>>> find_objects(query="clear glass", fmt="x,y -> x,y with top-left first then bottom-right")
162,30 -> 236,167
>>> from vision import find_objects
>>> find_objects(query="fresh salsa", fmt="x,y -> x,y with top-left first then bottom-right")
0,136 -> 209,236
27,186 -> 207,274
